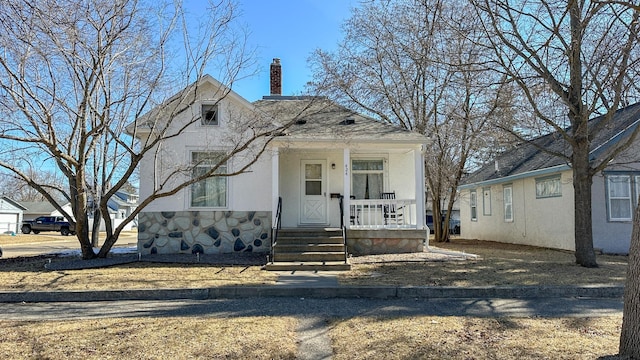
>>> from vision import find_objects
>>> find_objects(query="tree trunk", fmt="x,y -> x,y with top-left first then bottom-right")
619,196 -> 640,358
572,142 -> 598,267
91,208 -> 101,247
431,197 -> 445,242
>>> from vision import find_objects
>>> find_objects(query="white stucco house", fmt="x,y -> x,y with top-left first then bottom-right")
0,196 -> 25,234
458,102 -> 640,255
131,60 -> 429,265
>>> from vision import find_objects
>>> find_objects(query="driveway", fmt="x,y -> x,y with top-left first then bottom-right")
0,232 -> 137,258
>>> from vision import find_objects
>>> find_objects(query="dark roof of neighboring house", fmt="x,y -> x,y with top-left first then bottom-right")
254,97 -> 427,144
462,102 -> 640,187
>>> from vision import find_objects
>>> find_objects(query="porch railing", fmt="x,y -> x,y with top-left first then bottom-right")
349,199 -> 417,229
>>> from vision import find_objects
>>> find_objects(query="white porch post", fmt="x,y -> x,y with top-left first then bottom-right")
415,145 -> 426,229
271,148 -> 280,226
343,148 -> 351,228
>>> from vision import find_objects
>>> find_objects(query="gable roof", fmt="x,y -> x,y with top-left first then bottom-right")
0,196 -> 27,211
254,97 -> 427,145
20,201 -> 57,214
460,102 -> 640,189
127,74 -> 257,137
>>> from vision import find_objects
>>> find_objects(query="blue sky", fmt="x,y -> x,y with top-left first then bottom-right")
221,0 -> 358,101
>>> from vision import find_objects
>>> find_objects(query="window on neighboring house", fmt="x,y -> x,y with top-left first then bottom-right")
352,159 -> 384,199
191,151 -> 227,207
470,190 -> 477,221
636,176 -> 640,207
201,104 -> 218,126
607,175 -> 633,221
536,175 -> 562,198
503,185 -> 513,222
483,187 -> 492,216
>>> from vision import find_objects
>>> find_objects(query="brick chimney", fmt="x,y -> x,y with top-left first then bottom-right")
270,58 -> 282,96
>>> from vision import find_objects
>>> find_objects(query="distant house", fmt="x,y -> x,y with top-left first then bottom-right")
458,103 -> 640,254
20,201 -> 64,221
89,190 -> 139,231
130,59 -> 429,265
0,196 -> 26,234
20,190 -> 138,231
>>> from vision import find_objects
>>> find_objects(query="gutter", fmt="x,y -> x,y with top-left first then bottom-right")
458,164 -> 570,190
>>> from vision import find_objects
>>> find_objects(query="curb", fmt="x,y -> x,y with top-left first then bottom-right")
0,285 -> 624,303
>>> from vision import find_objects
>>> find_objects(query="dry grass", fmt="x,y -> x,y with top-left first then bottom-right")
329,315 -> 622,360
0,316 -> 298,360
0,231 -> 138,245
0,237 -> 628,291
0,257 -> 278,290
339,239 -> 628,287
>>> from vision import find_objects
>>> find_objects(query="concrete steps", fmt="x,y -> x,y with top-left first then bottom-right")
265,228 -> 351,271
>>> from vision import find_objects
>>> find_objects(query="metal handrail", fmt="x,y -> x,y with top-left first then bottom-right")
270,197 -> 282,262
338,195 -> 348,263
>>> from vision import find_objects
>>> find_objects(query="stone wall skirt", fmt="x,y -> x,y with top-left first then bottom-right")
346,229 -> 426,255
137,211 -> 272,255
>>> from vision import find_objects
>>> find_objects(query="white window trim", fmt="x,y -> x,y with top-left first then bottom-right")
350,156 -> 389,199
607,175 -> 633,222
187,149 -> 230,209
535,174 -> 562,199
483,187 -> 492,216
470,189 -> 477,221
636,176 -> 640,208
503,185 -> 513,222
197,101 -> 221,127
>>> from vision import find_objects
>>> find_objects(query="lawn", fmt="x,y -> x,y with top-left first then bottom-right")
340,239 -> 628,287
0,238 -> 627,291
0,315 -> 623,359
0,237 -> 629,359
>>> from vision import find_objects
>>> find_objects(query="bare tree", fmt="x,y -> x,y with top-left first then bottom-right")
472,0 -> 640,267
308,0 -> 514,242
0,0 -> 281,259
0,170 -> 66,203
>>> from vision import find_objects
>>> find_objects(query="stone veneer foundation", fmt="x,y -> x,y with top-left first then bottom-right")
346,229 -> 426,256
137,211 -> 271,255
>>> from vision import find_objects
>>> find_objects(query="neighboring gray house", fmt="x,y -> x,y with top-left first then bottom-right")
0,196 -> 26,234
459,102 -> 640,254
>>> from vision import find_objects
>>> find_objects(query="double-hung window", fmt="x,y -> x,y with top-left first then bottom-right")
470,190 -> 477,221
607,175 -> 633,221
191,151 -> 227,207
503,185 -> 513,222
352,159 -> 384,199
483,188 -> 492,216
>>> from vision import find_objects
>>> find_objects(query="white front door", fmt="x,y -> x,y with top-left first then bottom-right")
300,160 -> 327,224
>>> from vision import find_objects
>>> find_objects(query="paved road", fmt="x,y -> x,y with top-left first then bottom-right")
1,297 -> 623,321
0,233 -> 137,258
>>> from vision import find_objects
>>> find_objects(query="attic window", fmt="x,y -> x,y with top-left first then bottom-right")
201,104 -> 218,126
341,118 -> 356,125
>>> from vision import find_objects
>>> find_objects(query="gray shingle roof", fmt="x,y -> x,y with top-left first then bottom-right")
254,97 -> 427,144
462,102 -> 640,186
19,201 -> 57,214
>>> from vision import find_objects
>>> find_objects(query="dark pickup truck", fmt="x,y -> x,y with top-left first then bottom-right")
21,216 -> 76,236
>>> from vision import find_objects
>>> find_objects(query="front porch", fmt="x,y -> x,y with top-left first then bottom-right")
271,146 -> 426,232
